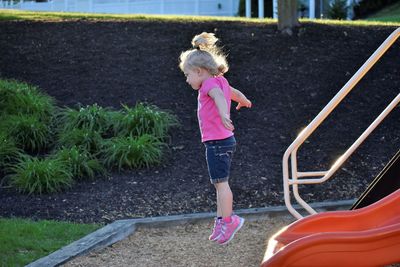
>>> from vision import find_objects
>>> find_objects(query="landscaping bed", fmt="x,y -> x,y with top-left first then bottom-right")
0,19 -> 399,223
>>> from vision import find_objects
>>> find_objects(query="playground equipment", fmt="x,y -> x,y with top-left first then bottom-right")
352,148 -> 400,209
262,189 -> 400,267
262,27 -> 400,266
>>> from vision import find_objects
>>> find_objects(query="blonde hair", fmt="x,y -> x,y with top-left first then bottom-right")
179,32 -> 229,76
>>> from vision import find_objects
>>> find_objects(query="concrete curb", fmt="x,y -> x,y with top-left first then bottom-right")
26,199 -> 355,267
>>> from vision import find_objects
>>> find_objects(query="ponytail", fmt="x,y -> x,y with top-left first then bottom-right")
179,32 -> 229,76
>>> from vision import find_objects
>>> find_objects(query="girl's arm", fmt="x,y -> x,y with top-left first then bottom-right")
208,88 -> 234,131
230,86 -> 252,110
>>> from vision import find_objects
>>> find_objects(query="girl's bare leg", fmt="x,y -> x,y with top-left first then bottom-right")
215,182 -> 233,218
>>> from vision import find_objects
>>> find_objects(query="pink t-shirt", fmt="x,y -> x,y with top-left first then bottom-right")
197,76 -> 233,142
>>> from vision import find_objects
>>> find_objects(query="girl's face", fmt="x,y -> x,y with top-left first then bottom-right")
184,67 -> 208,90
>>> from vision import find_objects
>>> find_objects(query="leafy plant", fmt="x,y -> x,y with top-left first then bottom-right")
57,128 -> 103,154
54,146 -> 105,179
58,104 -> 113,135
101,134 -> 164,170
111,103 -> 178,139
0,78 -> 179,194
0,79 -> 56,121
0,133 -> 20,167
8,156 -> 73,194
0,114 -> 51,152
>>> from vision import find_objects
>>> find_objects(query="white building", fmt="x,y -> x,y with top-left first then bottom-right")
0,0 -> 241,17
0,0 -> 357,19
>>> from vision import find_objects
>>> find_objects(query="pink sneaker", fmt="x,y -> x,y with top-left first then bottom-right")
209,218 -> 222,241
216,215 -> 245,245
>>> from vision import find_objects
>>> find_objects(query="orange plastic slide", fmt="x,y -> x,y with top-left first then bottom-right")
261,189 -> 400,267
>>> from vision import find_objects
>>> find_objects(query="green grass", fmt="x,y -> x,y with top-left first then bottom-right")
1,8 -> 399,26
0,8 -> 275,23
365,1 -> 400,22
0,218 -> 100,267
301,17 -> 400,26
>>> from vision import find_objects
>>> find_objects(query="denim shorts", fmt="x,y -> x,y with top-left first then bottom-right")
204,135 -> 236,184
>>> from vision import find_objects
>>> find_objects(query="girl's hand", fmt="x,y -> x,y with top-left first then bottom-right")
221,114 -> 235,131
236,99 -> 252,110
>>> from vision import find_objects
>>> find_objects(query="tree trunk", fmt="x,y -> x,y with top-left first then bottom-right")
278,0 -> 300,34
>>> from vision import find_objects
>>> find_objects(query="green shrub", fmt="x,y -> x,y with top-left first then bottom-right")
112,103 -> 178,139
0,79 -> 56,121
58,104 -> 113,135
0,114 -> 51,152
0,79 -> 179,193
8,156 -> 73,194
57,128 -> 103,154
101,134 -> 164,170
328,0 -> 348,19
54,146 -> 105,179
0,133 -> 20,167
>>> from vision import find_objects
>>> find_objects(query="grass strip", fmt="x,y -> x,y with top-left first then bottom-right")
0,9 -> 399,26
0,218 -> 100,267
365,1 -> 400,22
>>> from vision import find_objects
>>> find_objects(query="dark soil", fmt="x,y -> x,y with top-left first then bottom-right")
0,20 -> 399,223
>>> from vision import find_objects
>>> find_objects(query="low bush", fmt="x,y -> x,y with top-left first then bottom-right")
101,134 -> 164,170
0,114 -> 51,152
57,128 -> 103,154
0,79 -> 56,121
8,156 -> 74,194
58,104 -> 113,135
54,146 -> 105,179
112,103 -> 179,139
0,133 -> 20,168
0,78 -> 178,194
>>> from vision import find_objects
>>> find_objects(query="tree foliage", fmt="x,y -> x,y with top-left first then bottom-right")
328,0 -> 348,19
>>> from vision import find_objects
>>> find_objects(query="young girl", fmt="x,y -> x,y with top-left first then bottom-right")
179,32 -> 252,245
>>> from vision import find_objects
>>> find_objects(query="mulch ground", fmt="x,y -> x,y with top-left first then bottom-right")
0,19 -> 399,223
63,214 -> 295,267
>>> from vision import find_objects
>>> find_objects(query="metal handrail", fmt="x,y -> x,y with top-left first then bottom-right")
283,27 -> 400,219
